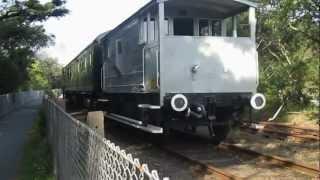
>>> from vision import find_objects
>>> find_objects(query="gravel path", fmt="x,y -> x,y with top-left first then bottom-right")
0,99 -> 42,180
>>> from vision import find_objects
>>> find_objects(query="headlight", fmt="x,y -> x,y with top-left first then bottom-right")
171,94 -> 188,112
250,93 -> 266,110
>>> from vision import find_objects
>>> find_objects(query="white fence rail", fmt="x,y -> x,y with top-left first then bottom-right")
0,91 -> 43,118
44,98 -> 165,180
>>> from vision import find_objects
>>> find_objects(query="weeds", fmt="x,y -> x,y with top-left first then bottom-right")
18,109 -> 54,180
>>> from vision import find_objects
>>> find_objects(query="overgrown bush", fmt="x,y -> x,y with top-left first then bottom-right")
257,0 -> 319,112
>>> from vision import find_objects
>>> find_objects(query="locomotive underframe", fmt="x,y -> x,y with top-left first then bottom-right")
65,90 -> 251,139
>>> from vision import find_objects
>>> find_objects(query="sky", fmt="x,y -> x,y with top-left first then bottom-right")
41,0 -> 150,65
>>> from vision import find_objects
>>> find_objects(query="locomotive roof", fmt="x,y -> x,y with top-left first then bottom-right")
64,31 -> 111,67
64,0 -> 257,68
100,0 -> 256,40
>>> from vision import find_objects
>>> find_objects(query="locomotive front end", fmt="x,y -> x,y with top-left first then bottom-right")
157,0 -> 265,142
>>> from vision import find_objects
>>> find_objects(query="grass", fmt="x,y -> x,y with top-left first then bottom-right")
241,98 -> 319,128
18,109 -> 55,180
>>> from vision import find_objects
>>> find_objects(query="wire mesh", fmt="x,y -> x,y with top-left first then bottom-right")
44,98 -> 166,180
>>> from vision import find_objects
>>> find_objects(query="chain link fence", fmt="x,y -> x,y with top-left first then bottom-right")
44,98 -> 166,180
0,91 -> 43,118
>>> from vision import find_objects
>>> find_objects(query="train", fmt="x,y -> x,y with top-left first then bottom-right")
63,0 -> 266,143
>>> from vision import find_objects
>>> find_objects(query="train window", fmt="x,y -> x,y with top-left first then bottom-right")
139,18 -> 148,43
238,12 -> 250,37
85,57 -> 88,69
149,18 -> 156,42
116,40 -> 122,55
105,45 -> 111,59
140,17 -> 156,43
174,18 -> 194,36
108,47 -> 111,58
80,60 -> 83,71
84,57 -> 88,70
89,54 -> 92,66
199,19 -> 210,36
212,20 -> 222,36
86,55 -> 90,68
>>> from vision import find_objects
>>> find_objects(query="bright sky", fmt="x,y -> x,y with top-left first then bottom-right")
41,0 -> 150,65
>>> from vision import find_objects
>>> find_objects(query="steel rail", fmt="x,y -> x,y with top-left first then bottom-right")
260,122 -> 319,132
242,123 -> 319,141
220,143 -> 320,177
160,146 -> 243,180
260,122 -> 319,136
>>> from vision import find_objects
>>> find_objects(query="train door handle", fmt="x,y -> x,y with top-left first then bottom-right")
192,64 -> 200,73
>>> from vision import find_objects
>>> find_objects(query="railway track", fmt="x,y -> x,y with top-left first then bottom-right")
66,106 -> 318,179
160,132 -> 318,179
220,143 -> 320,177
160,145 -> 242,180
242,122 -> 319,141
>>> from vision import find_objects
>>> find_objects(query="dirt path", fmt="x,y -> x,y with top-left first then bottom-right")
0,99 -> 42,180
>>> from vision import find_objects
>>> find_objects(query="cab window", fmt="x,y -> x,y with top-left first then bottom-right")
212,20 -> 222,36
173,18 -> 194,36
199,19 -> 210,36
164,18 -> 169,35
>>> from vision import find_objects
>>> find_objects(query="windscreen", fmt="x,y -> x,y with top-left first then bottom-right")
173,18 -> 194,36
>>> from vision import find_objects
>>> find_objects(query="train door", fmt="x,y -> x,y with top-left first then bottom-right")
144,46 -> 159,91
115,39 -> 124,73
142,15 -> 159,92
93,45 -> 103,93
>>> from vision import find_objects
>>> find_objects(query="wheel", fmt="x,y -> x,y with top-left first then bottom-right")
211,124 -> 230,145
210,112 -> 232,145
65,95 -> 74,111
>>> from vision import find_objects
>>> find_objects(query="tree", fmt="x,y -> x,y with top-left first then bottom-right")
20,56 -> 63,91
0,60 -> 20,94
22,60 -> 50,90
257,0 -> 320,110
0,0 -> 68,94
38,56 -> 63,89
0,0 -> 68,22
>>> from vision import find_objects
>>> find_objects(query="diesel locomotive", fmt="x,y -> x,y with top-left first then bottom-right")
63,0 -> 266,143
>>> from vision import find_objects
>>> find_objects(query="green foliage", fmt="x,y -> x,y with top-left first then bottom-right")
22,60 -> 50,90
20,57 -> 63,91
19,110 -> 54,180
0,0 -> 68,94
257,0 -> 320,110
0,60 -> 21,94
38,57 -> 64,89
0,0 -> 69,22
